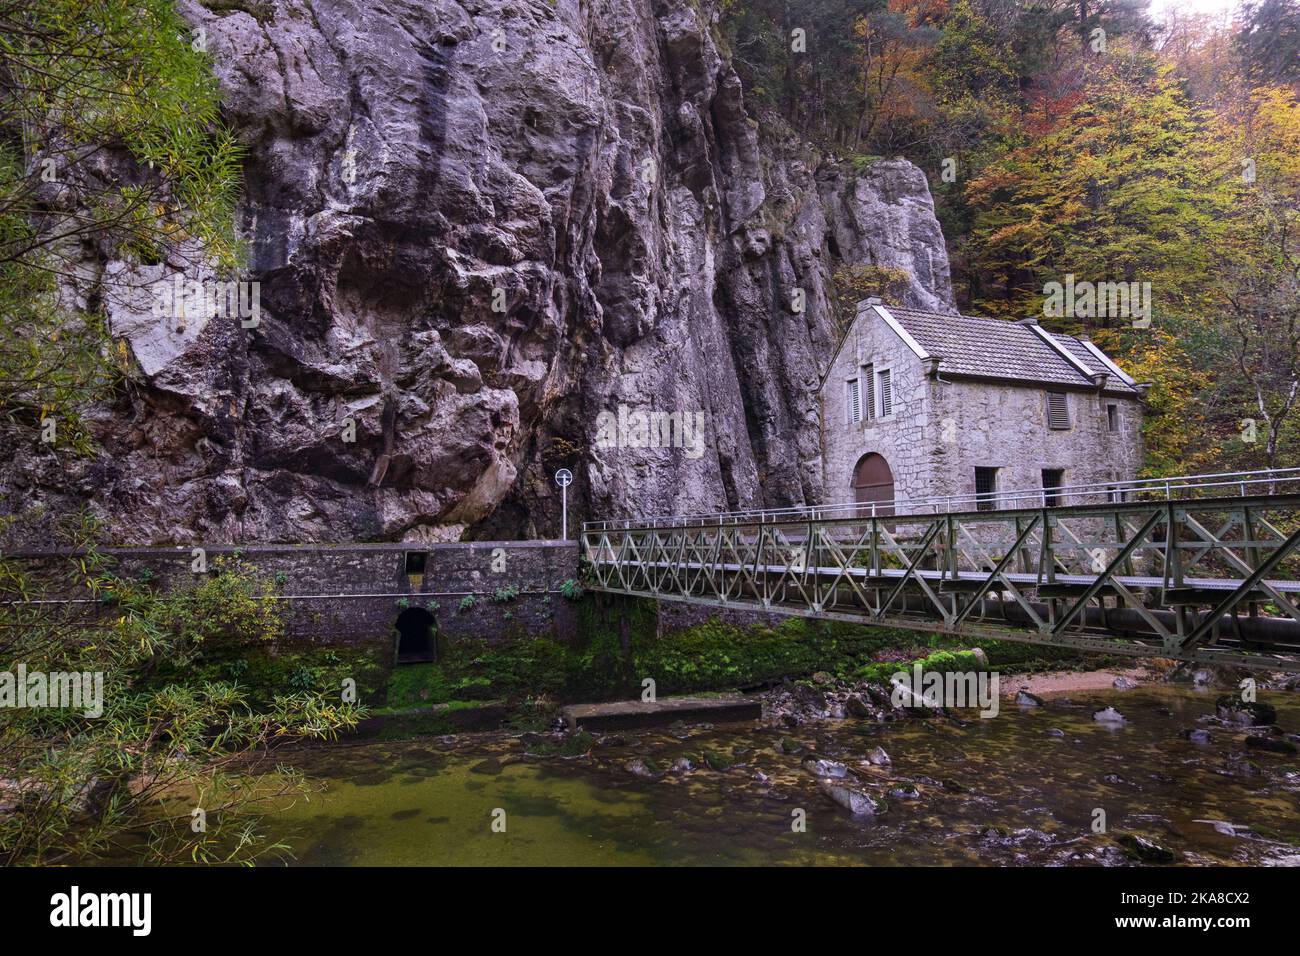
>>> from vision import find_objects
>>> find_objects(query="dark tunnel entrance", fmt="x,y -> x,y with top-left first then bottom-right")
394,607 -> 436,663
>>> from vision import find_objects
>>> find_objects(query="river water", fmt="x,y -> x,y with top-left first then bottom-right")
259,686 -> 1300,866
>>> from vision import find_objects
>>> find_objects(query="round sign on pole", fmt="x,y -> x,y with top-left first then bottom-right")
555,468 -> 573,488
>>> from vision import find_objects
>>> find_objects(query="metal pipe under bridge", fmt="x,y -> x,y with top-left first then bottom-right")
581,469 -> 1300,673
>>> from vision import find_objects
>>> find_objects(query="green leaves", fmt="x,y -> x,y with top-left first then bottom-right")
0,534 -> 362,865
0,0 -> 245,455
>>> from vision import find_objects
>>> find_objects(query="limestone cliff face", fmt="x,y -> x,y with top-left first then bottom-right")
4,0 -> 954,545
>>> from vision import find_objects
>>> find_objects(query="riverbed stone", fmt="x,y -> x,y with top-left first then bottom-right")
819,781 -> 883,817
1117,834 -> 1178,863
1093,707 -> 1126,726
625,757 -> 664,779
1245,735 -> 1298,755
803,758 -> 850,779
846,695 -> 874,719
1216,697 -> 1277,727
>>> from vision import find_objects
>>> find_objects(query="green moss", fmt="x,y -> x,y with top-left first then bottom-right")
702,749 -> 734,771
525,730 -> 594,757
855,648 -> 984,683
628,615 -> 926,694
384,663 -> 495,709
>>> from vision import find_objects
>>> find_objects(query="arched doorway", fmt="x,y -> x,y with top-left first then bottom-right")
852,453 -> 895,517
394,607 -> 436,663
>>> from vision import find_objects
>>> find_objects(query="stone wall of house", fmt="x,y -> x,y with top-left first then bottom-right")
926,378 -> 1144,502
819,306 -> 1144,517
819,304 -> 935,509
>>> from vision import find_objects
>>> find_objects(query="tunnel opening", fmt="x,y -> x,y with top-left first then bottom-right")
394,607 -> 436,663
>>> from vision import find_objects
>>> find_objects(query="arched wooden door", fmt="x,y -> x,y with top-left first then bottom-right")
852,453 -> 895,517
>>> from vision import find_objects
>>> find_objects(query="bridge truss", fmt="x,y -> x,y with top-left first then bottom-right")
582,493 -> 1300,672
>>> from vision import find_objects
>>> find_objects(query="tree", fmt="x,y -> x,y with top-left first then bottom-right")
0,0 -> 358,865
964,51 -> 1232,322
0,0 -> 243,447
1213,86 -> 1300,471
1236,0 -> 1300,87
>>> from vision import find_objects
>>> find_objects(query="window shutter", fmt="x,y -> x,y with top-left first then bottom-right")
1047,392 -> 1069,429
847,379 -> 860,423
878,369 -> 893,416
863,365 -> 875,420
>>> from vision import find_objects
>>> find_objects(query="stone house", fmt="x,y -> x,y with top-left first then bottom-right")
818,300 -> 1146,513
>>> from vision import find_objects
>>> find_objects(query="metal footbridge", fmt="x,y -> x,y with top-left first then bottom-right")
582,469 -> 1300,672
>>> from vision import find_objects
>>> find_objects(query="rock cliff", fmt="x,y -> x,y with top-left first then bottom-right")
4,0 -> 954,544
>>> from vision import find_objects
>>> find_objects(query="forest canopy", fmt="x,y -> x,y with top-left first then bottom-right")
720,0 -> 1300,475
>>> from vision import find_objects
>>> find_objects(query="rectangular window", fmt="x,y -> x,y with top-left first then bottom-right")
1043,469 -> 1065,506
862,364 -> 875,421
975,467 -> 998,511
847,378 -> 861,423
1107,403 -> 1119,432
1047,392 -> 1070,430
878,368 -> 893,417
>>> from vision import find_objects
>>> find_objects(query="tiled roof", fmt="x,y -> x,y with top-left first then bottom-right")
883,306 -> 1139,395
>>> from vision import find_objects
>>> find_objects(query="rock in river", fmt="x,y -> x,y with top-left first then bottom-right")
1245,735 -> 1298,755
1117,834 -> 1178,863
819,781 -> 884,817
625,758 -> 663,780
1216,696 -> 1277,727
803,758 -> 850,779
1093,707 -> 1126,726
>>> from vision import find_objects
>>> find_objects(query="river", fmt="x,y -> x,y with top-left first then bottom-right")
251,685 -> 1299,866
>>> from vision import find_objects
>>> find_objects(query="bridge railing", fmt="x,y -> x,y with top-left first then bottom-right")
581,489 -> 1300,671
582,467 -> 1300,533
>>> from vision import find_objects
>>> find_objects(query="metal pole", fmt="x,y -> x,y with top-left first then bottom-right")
562,484 -> 568,542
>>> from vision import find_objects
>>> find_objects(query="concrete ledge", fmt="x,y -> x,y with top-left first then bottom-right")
561,696 -> 762,731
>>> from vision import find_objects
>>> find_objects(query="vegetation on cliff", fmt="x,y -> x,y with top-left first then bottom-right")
0,2 -> 353,865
